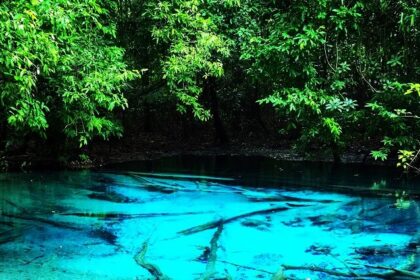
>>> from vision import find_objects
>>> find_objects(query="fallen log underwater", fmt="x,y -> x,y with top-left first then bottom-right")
178,204 -> 310,235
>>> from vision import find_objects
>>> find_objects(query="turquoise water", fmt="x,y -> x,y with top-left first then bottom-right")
0,156 -> 419,279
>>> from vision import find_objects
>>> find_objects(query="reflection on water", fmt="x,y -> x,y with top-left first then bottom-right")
107,155 -> 420,192
0,157 -> 419,279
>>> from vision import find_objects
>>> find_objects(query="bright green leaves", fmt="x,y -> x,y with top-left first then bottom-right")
246,1 -> 358,150
326,97 -> 356,112
399,2 -> 419,32
365,102 -> 399,120
148,0 -> 231,121
259,87 -> 346,144
371,150 -> 389,161
0,0 -> 139,147
397,150 -> 415,170
365,80 -> 419,164
296,25 -> 326,50
331,2 -> 364,32
0,1 -> 60,134
56,43 -> 139,146
8,100 -> 50,134
237,0 -> 419,160
2,0 -> 416,162
323,117 -> 342,140
405,83 -> 420,96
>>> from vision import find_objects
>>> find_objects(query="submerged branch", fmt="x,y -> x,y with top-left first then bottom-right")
134,241 -> 170,280
282,264 -> 353,278
217,260 -> 302,280
199,223 -> 223,280
217,260 -> 274,275
178,205 -> 292,235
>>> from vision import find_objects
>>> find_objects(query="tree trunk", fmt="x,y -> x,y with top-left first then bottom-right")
205,78 -> 229,146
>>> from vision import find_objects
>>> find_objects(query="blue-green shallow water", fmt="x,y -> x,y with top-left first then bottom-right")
0,156 -> 418,279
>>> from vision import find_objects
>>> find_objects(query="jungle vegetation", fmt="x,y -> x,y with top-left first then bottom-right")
0,0 -> 419,169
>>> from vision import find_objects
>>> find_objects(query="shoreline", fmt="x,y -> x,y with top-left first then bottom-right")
2,146 -> 393,172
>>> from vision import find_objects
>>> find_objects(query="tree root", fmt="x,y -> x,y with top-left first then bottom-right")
199,223 -> 223,280
134,241 -> 170,280
178,206 -> 292,235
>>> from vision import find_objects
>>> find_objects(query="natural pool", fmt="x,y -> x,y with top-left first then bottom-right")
0,156 -> 419,279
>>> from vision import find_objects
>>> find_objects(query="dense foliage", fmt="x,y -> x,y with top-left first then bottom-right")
0,0 -> 139,148
236,1 -> 420,163
0,0 -> 419,168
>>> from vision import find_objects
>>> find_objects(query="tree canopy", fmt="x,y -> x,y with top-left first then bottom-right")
0,0 -> 419,168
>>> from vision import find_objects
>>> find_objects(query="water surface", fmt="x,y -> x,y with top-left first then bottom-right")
0,156 -> 419,279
